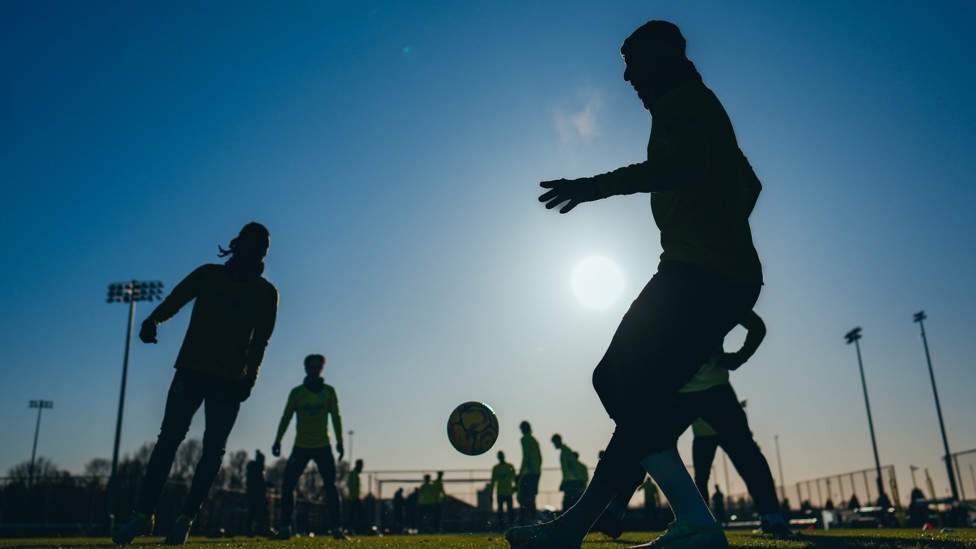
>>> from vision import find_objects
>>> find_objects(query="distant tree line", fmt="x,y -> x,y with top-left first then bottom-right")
0,440 -> 345,537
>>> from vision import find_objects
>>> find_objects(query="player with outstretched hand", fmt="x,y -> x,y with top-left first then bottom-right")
271,353 -> 348,540
507,20 -> 764,549
112,222 -> 278,546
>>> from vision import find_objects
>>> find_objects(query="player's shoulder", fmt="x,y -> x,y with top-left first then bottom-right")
324,382 -> 338,395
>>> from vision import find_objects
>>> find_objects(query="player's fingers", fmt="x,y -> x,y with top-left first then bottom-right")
545,196 -> 568,210
539,189 -> 559,203
539,179 -> 564,189
559,200 -> 580,214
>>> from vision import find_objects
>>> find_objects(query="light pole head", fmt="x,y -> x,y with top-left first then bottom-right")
844,327 -> 862,344
107,280 -> 164,304
913,311 -> 926,323
29,400 -> 53,409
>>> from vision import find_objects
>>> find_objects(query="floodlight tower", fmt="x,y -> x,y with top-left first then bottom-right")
105,280 -> 163,526
844,327 -> 887,505
27,400 -> 53,496
913,311 -> 959,501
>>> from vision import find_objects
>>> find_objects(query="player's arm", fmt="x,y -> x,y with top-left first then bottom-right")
539,114 -> 711,213
273,391 -> 296,455
243,286 -> 279,387
329,388 -> 344,458
139,265 -> 206,343
719,310 -> 766,370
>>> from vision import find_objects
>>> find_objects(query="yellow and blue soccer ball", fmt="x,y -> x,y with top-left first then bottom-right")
447,401 -> 499,456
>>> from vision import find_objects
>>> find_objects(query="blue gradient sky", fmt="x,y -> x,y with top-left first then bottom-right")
2,1 -> 975,504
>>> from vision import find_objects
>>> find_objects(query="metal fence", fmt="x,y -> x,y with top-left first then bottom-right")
785,465 -> 900,511
950,448 -> 976,503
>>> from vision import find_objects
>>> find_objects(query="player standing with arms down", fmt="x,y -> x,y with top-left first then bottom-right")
491,451 -> 518,530
113,222 -> 278,546
517,421 -> 542,525
507,20 -> 764,549
272,353 -> 348,540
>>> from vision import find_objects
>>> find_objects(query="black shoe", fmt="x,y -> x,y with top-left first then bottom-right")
592,511 -> 623,539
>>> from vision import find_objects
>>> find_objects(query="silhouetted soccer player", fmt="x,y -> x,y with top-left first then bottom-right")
551,434 -> 584,512
517,421 -> 542,524
491,451 -> 518,530
271,353 -> 348,540
507,20 -> 764,549
346,458 -> 365,534
246,449 -> 270,537
112,222 -> 278,546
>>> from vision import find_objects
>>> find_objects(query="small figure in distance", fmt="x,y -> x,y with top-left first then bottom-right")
271,353 -> 348,540
417,474 -> 437,533
507,19 -> 764,549
346,459 -> 366,534
113,222 -> 278,546
517,421 -> 542,525
491,451 -> 518,531
246,449 -> 270,537
432,471 -> 447,533
551,434 -> 584,512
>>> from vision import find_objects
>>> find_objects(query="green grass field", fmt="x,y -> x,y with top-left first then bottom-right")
2,530 -> 975,549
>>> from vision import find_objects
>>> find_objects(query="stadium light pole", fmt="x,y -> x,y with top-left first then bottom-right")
913,311 -> 959,502
844,327 -> 887,505
27,400 -> 53,498
774,435 -> 786,503
105,280 -> 163,529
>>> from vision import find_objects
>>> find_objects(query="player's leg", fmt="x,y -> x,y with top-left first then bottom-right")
167,389 -> 241,544
311,447 -> 345,537
698,385 -> 793,538
114,372 -> 203,544
497,493 -> 505,531
277,448 -> 311,538
692,434 -> 719,500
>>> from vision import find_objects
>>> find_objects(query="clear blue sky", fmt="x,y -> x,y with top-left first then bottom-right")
2,1 -> 975,505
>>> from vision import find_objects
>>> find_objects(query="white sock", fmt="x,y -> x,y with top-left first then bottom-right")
641,449 -> 715,527
557,478 -> 616,536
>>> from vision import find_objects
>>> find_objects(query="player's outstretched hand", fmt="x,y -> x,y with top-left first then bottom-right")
336,443 -> 345,461
272,442 -> 281,458
139,319 -> 158,344
539,178 -> 603,213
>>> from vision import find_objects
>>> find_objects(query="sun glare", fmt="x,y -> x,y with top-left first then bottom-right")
571,256 -> 624,309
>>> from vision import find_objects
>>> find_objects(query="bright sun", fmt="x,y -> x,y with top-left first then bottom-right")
571,256 -> 624,309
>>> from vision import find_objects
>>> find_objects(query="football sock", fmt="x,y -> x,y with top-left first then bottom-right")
641,449 -> 715,528
557,478 -> 616,537
761,512 -> 785,524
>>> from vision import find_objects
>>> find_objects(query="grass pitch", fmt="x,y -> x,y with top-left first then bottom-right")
2,529 -> 975,548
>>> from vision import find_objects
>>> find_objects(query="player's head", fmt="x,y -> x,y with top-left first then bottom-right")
255,449 -> 265,464
304,354 -> 326,376
598,450 -> 605,460
423,473 -> 431,482
219,222 -> 270,266
620,21 -> 689,110
551,433 -> 562,448
519,421 -> 531,435
497,450 -> 505,462
355,459 -> 364,471
436,471 -> 444,480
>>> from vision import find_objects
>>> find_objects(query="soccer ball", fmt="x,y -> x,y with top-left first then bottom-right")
447,401 -> 499,456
